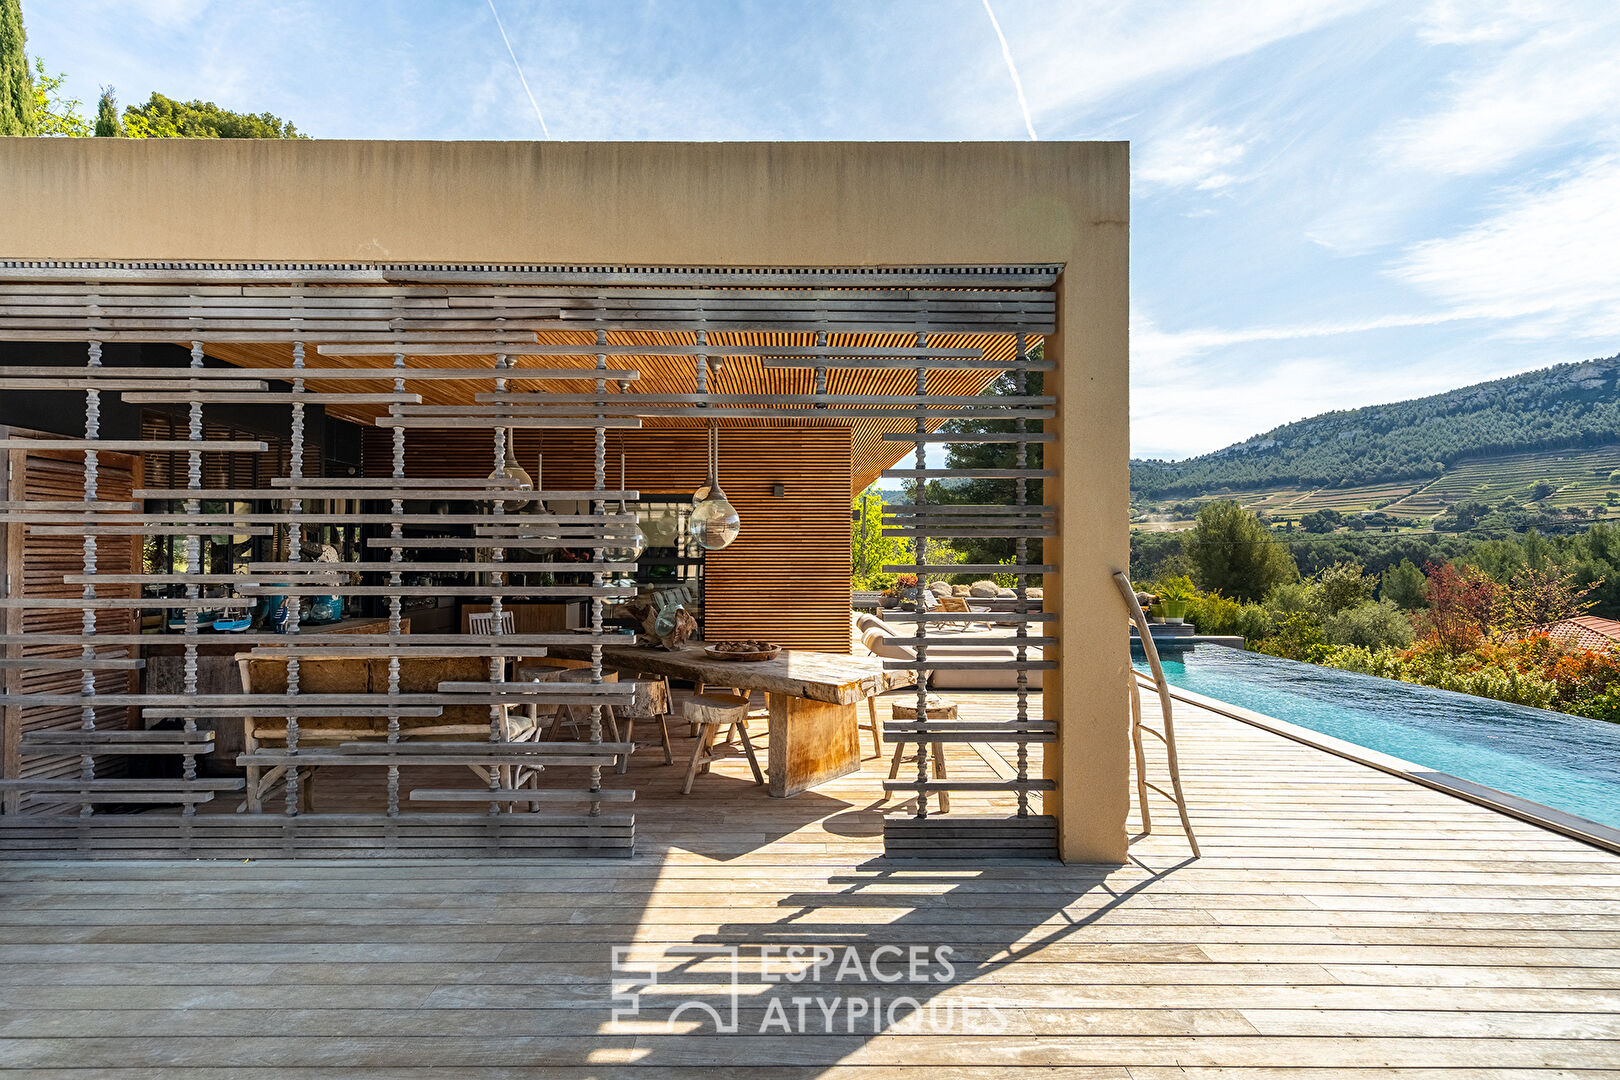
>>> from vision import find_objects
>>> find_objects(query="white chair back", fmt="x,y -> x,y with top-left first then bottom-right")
467,610 -> 516,636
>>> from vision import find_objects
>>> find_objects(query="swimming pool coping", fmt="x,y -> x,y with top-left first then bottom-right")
1150,678 -> 1620,856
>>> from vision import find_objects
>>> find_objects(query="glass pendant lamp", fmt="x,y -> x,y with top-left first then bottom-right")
604,436 -> 645,566
521,443 -> 562,554
487,428 -> 533,511
688,422 -> 741,551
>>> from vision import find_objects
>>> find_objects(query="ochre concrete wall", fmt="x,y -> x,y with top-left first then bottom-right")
0,139 -> 1131,862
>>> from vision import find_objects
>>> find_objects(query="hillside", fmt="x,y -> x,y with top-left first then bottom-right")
1131,355 -> 1620,497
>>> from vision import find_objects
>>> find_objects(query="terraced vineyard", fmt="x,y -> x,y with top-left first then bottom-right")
1135,481 -> 1426,529
1133,444 -> 1620,531
1385,445 -> 1620,515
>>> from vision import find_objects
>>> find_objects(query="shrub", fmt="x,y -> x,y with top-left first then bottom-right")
1185,591 -> 1240,635
1315,560 -> 1378,616
1321,644 -> 1406,679
1255,611 -> 1331,663
1569,684 -> 1620,723
1397,638 -> 1560,709
1262,580 -> 1319,619
1323,600 -> 1415,649
1233,602 -> 1275,642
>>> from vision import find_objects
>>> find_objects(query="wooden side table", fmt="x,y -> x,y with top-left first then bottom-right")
888,696 -> 955,812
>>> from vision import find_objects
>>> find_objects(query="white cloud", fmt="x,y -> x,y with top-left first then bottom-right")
997,0 -> 1389,125
1132,309 -> 1475,380
1389,154 -> 1620,339
1386,2 -> 1620,176
1136,124 -> 1252,191
1415,0 -> 1571,45
122,0 -> 212,26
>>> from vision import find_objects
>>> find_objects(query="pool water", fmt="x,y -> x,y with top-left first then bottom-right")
1136,647 -> 1620,830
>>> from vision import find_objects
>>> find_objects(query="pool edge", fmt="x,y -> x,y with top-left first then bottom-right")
1154,680 -> 1620,857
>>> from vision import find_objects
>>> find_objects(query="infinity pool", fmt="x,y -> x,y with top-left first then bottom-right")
1135,646 -> 1620,830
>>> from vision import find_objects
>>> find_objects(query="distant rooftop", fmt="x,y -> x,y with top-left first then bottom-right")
1531,615 -> 1620,650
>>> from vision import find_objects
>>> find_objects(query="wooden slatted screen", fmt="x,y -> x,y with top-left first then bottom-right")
1,435 -> 141,812
361,426 -> 855,653
205,329 -> 1039,491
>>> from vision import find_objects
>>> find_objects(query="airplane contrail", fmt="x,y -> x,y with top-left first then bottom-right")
487,0 -> 550,139
981,0 -> 1037,141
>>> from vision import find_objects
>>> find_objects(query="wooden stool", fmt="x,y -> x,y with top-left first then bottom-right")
605,670 -> 674,774
857,695 -> 883,759
888,696 -> 955,812
680,692 -> 764,794
543,668 -> 620,742
512,662 -> 564,737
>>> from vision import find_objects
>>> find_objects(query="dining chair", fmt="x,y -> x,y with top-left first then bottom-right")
466,610 -> 516,636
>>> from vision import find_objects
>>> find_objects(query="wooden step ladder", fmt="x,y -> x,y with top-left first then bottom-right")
1114,572 -> 1199,858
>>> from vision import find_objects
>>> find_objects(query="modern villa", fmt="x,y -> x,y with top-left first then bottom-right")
0,139 -> 1614,1074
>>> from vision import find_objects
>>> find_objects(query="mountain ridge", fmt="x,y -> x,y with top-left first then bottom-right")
1130,355 -> 1620,498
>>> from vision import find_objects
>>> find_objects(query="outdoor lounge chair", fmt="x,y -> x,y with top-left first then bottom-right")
857,614 -> 1044,691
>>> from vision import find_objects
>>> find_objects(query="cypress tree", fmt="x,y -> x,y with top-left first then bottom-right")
0,0 -> 35,136
94,86 -> 119,136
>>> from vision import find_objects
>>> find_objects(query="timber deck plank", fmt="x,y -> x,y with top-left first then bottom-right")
1,690 -> 1617,1074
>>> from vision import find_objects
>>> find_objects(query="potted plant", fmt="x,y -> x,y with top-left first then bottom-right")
1155,598 -> 1190,624
1148,575 -> 1196,625
882,574 -> 935,610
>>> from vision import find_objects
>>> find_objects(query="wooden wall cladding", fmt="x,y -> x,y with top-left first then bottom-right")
362,425 -> 855,653
2,438 -> 141,811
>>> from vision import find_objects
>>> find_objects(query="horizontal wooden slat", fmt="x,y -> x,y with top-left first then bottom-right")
23,730 -> 213,745
882,778 -> 1057,792
409,788 -> 635,802
0,778 -> 243,791
235,752 -> 622,768
0,439 -> 267,451
883,660 -> 1058,671
884,564 -> 1055,573
118,392 -> 424,404
340,741 -> 633,755
322,344 -> 988,358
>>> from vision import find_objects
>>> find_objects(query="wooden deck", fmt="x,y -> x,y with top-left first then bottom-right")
2,689 -> 1618,1075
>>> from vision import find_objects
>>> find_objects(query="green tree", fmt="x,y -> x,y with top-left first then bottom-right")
0,0 -> 31,134
123,92 -> 306,138
29,58 -> 87,135
94,85 -> 120,136
936,351 -> 1042,573
851,487 -> 910,591
1182,500 -> 1298,601
1381,558 -> 1427,610
1495,561 -> 1599,631
1520,528 -> 1553,570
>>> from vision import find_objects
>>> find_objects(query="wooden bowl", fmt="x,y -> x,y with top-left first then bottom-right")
704,644 -> 781,662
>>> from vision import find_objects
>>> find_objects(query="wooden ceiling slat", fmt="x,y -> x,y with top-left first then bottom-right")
203,329 -> 1040,492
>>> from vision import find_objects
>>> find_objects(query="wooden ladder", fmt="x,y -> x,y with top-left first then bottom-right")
1113,572 -> 1200,858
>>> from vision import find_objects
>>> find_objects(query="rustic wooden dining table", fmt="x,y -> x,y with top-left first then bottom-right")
542,641 -> 909,797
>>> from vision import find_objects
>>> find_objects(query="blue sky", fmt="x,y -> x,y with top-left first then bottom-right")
19,0 -> 1620,459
